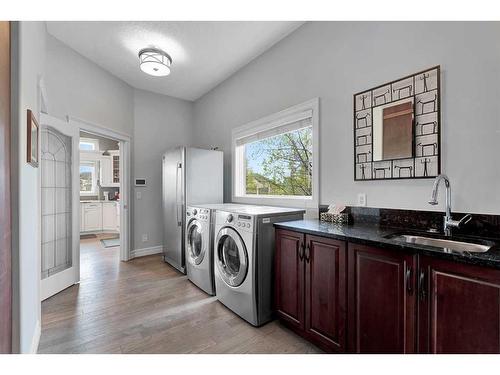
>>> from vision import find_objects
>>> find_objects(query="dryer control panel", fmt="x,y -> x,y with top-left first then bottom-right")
216,211 -> 254,232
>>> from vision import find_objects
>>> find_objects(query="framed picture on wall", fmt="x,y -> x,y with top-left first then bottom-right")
27,109 -> 39,167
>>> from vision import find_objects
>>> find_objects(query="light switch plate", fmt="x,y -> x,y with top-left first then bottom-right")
357,193 -> 367,207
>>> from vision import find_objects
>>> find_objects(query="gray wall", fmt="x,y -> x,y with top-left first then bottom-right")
45,34 -> 134,136
193,21 -> 500,215
133,89 -> 193,250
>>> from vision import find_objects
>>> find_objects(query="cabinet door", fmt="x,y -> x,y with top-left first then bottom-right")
274,229 -> 305,331
102,203 -> 117,231
100,157 -> 113,187
83,203 -> 102,231
112,153 -> 119,184
348,243 -> 417,353
418,256 -> 500,353
304,235 -> 346,352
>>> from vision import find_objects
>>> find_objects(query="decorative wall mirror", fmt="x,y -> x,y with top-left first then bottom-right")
353,66 -> 441,180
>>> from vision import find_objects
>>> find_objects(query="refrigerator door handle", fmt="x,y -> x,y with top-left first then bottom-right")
176,162 -> 182,226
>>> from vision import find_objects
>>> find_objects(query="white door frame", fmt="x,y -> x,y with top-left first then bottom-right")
68,116 -> 132,261
39,114 -> 80,300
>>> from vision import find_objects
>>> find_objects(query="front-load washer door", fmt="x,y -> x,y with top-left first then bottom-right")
215,227 -> 248,287
186,219 -> 205,265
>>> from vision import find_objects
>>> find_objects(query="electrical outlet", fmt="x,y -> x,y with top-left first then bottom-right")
142,234 -> 148,242
357,193 -> 367,207
136,191 -> 142,200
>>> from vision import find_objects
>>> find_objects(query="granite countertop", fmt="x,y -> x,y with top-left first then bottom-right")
80,200 -> 119,203
274,219 -> 500,269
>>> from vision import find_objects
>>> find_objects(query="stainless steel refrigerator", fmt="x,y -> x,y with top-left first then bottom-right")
162,147 -> 223,273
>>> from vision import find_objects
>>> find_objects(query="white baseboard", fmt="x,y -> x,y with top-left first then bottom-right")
131,245 -> 163,259
30,319 -> 41,354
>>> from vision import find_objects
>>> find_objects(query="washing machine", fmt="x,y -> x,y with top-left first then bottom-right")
185,206 -> 215,295
185,203 -> 249,295
213,205 -> 305,326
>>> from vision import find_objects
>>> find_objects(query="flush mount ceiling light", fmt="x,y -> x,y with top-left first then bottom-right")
138,48 -> 172,77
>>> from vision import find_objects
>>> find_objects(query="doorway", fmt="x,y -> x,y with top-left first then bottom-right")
39,114 -> 131,301
79,131 -> 121,280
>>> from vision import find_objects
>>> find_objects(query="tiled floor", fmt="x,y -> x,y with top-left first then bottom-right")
38,236 -> 321,353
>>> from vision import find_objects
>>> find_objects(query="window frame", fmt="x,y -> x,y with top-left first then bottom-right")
79,160 -> 98,196
79,137 -> 99,151
232,98 -> 319,209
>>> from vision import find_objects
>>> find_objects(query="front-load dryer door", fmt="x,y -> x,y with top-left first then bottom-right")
215,227 -> 248,287
186,219 -> 205,265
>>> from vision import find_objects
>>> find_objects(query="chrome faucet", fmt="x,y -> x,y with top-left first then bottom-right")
428,174 -> 472,236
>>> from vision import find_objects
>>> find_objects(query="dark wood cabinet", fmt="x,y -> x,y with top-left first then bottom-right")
274,228 -> 500,354
304,235 -> 346,352
347,243 -> 417,353
274,229 -> 305,331
418,256 -> 500,353
274,229 -> 347,352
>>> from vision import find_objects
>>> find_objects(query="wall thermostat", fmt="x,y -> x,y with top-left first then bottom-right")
135,178 -> 147,187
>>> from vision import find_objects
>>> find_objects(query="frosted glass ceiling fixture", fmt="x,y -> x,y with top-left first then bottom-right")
138,48 -> 172,77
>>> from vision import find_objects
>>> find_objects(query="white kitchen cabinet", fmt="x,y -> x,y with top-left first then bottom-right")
100,156 -> 113,187
80,201 -> 120,233
102,202 -> 118,231
82,202 -> 102,231
100,151 -> 119,188
110,150 -> 120,185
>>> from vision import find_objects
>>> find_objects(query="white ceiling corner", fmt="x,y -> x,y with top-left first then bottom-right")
45,21 -> 304,101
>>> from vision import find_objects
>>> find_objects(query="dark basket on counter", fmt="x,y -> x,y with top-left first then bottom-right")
320,212 -> 350,225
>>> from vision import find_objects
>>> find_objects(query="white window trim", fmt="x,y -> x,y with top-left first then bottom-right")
232,98 -> 319,209
80,161 -> 98,196
79,137 -> 99,151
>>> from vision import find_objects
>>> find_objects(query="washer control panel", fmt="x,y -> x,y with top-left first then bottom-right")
235,214 -> 252,230
187,207 -> 210,222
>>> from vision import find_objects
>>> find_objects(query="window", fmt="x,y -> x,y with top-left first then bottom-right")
79,138 -> 99,151
233,98 -> 319,208
80,161 -> 98,195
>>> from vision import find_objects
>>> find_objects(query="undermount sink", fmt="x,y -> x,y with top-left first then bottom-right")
388,234 -> 493,253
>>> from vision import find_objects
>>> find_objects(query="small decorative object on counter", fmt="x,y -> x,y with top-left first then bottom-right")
321,204 -> 350,225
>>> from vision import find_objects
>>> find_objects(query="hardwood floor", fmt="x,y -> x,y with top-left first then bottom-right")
38,237 -> 321,354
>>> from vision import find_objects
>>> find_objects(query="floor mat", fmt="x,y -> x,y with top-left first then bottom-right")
101,237 -> 120,248
80,233 -> 97,240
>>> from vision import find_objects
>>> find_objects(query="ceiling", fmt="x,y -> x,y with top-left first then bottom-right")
46,21 -> 304,101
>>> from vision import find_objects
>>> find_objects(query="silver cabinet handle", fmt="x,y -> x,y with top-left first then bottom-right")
176,162 -> 182,226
